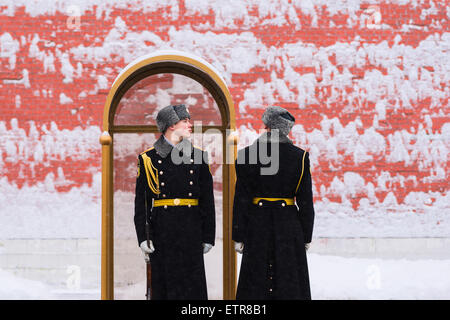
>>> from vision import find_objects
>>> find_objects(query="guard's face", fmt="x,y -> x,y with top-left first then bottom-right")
172,118 -> 192,138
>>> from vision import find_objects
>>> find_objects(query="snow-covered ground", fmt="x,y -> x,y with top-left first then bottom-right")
308,254 -> 450,300
0,268 -> 100,300
2,253 -> 449,300
0,268 -> 58,299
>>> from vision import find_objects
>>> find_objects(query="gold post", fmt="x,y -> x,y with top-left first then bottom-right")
223,131 -> 239,299
100,132 -> 113,300
101,52 -> 237,300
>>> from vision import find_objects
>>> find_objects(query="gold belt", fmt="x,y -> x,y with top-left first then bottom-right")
252,197 -> 295,205
154,198 -> 199,207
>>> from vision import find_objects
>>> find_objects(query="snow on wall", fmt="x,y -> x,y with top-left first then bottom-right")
0,0 -> 448,238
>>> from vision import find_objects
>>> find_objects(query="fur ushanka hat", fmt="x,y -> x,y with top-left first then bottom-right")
156,104 -> 190,133
261,106 -> 295,136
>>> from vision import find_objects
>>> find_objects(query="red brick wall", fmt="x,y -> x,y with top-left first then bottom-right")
0,1 -> 448,237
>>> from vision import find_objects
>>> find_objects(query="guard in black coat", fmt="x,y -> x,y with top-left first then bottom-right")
134,104 -> 215,300
232,106 -> 315,300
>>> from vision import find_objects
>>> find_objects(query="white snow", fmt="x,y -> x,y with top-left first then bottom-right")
0,172 -> 101,238
0,119 -> 101,165
58,51 -> 75,83
96,75 -> 108,90
3,69 -> 30,88
309,254 -> 450,300
2,253 -> 449,300
288,113 -> 447,174
0,269 -> 57,299
7,5 -> 446,119
15,95 -> 21,108
28,34 -> 56,73
0,268 -> 100,300
0,32 -> 20,69
109,46 -> 233,89
59,93 -> 73,104
0,0 -> 426,28
184,0 -> 369,29
313,191 -> 449,238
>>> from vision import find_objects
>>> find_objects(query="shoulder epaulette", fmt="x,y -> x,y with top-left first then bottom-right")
140,147 -> 154,155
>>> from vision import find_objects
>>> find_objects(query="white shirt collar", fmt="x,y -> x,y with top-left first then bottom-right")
163,135 -> 175,147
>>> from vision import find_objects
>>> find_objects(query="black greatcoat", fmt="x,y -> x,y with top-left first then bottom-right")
134,136 -> 215,300
232,132 -> 315,300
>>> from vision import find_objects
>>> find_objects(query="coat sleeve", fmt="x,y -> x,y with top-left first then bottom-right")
295,151 -> 315,244
199,151 -> 216,246
134,154 -> 154,246
232,152 -> 251,244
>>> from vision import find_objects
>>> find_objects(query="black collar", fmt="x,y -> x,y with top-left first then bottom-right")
154,135 -> 194,159
257,131 -> 293,144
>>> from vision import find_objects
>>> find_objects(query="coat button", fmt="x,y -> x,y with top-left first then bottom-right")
269,288 -> 273,292
164,205 -> 167,209
188,204 -> 191,208
281,202 -> 286,207
188,193 -> 192,197
259,202 -> 263,207
161,182 -> 165,186
159,171 -> 163,175
174,198 -> 180,205
189,181 -> 193,185
158,160 -> 162,164
162,194 -> 166,198
190,170 -> 194,174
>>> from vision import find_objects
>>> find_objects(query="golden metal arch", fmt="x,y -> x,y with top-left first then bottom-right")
100,51 -> 237,300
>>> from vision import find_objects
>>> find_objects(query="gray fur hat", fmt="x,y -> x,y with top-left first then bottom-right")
156,104 -> 190,133
262,106 -> 295,136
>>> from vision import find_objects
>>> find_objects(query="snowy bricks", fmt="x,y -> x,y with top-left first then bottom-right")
0,1 -> 448,238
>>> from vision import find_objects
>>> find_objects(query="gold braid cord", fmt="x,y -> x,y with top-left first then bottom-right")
295,151 -> 307,193
141,153 -> 161,195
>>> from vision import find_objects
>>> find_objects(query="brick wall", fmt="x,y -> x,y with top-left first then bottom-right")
0,1 -> 448,238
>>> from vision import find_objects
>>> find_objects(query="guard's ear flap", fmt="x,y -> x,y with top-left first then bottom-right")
280,111 -> 295,122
